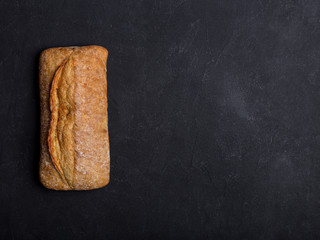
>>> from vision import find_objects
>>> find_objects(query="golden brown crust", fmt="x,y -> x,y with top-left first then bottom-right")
48,58 -> 69,186
39,45 -> 109,190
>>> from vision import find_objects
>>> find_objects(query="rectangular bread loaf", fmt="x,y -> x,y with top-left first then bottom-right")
39,45 -> 110,190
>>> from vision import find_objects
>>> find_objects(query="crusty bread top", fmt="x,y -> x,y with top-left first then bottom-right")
39,46 -> 109,190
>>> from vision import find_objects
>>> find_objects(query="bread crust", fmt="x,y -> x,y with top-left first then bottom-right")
39,46 -> 109,190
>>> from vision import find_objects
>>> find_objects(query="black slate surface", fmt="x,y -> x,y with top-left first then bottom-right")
1,0 -> 320,239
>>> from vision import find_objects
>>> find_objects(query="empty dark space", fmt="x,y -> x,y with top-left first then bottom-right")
0,0 -> 320,239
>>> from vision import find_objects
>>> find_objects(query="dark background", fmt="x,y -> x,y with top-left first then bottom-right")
1,0 -> 320,239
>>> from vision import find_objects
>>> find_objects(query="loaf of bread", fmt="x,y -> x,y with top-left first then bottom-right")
39,45 -> 110,190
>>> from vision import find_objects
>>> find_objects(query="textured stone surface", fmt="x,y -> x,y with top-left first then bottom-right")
1,0 -> 320,239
